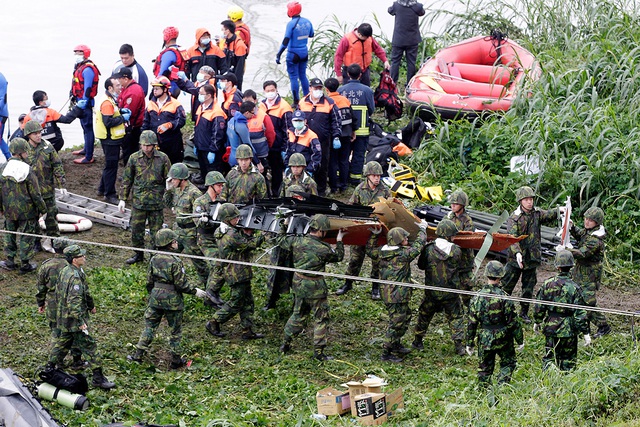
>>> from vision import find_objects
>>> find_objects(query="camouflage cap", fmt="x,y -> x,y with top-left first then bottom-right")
52,237 -> 70,251
555,250 -> 575,268
140,130 -> 158,146
448,189 -> 469,207
515,186 -> 536,201
156,228 -> 177,247
63,244 -> 86,259
285,184 -> 305,197
218,203 -> 241,222
308,214 -> 331,231
9,138 -> 30,155
23,120 -> 42,136
236,144 -> 253,159
288,153 -> 307,167
387,227 -> 409,245
485,260 -> 505,278
363,161 -> 383,176
436,218 -> 458,237
584,207 -> 604,225
168,163 -> 190,180
205,171 -> 226,186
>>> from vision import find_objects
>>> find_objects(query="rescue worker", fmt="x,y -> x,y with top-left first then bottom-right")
413,219 -> 466,356
22,90 -> 81,151
96,77 -> 128,205
261,80 -> 293,195
226,6 -> 252,55
128,229 -> 207,369
119,130 -> 172,265
70,44 -> 100,164
191,83 -> 228,178
388,0 -> 426,83
279,214 -> 346,361
222,144 -> 267,204
163,163 -> 209,291
113,66 -> 146,167
185,28 -> 227,84
219,20 -> 248,91
338,64 -> 375,184
0,72 -> 8,161
205,203 -> 265,339
467,261 -> 524,386
334,23 -> 390,86
504,186 -> 561,323
226,102 -> 263,169
113,43 -> 149,96
46,245 -> 115,390
447,190 -> 475,308
243,92 -> 276,193
284,110 -> 322,177
324,77 -> 354,194
217,72 -> 243,118
533,250 -> 591,371
0,139 -> 46,272
568,206 -> 611,338
336,161 -> 391,299
153,26 -> 187,98
298,78 -> 341,195
275,1 -> 314,106
280,153 -> 318,197
366,224 -> 428,362
142,77 -> 186,164
177,63 -> 218,122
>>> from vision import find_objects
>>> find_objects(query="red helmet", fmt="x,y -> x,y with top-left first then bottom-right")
73,44 -> 91,58
163,26 -> 179,42
151,76 -> 171,89
287,1 -> 302,17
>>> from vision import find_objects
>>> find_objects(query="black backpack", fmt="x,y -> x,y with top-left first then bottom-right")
374,70 -> 403,123
401,117 -> 430,149
39,367 -> 88,395
366,122 -> 400,176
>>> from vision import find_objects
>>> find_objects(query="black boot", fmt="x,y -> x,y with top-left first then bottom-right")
241,329 -> 265,340
19,261 -> 37,274
127,348 -> 145,363
594,323 -> 612,338
169,354 -> 186,369
520,305 -> 532,324
125,251 -> 144,265
0,258 -> 17,270
70,355 -> 88,370
454,340 -> 466,356
280,340 -> 291,354
209,291 -> 225,307
393,343 -> 412,355
92,368 -> 116,390
335,280 -> 353,296
381,349 -> 403,363
412,336 -> 424,350
205,320 -> 226,337
371,283 -> 381,300
313,348 -> 334,362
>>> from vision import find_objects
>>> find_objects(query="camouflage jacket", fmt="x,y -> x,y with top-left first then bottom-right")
146,252 -> 194,311
349,181 -> 391,206
366,230 -> 427,303
418,239 -> 462,299
120,149 -> 171,210
0,158 -> 47,220
193,193 -> 224,235
35,256 -> 69,323
533,272 -> 589,337
222,164 -> 267,204
467,283 -> 523,349
447,210 -> 475,271
216,224 -> 264,284
506,206 -> 558,268
56,264 -> 94,333
163,181 -> 202,229
279,171 -> 318,197
277,234 -> 344,299
569,225 -> 605,288
27,141 -> 65,199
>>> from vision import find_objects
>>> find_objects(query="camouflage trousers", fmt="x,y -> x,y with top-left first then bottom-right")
477,341 -> 517,386
48,321 -> 81,358
502,263 -> 537,314
384,302 -> 412,350
414,291 -> 465,343
4,218 -> 39,262
135,306 -> 184,355
459,269 -> 475,308
212,280 -> 254,330
175,228 -> 209,287
130,208 -> 163,249
580,281 -> 607,328
266,246 -> 293,307
345,245 -> 380,283
198,234 -> 225,294
49,330 -> 100,368
543,335 -> 578,371
284,296 -> 330,349
42,196 -> 60,237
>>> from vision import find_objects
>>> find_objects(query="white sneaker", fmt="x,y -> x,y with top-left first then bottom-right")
41,238 -> 55,253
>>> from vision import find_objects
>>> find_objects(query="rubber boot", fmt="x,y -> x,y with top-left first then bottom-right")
205,320 -> 226,337
0,258 -> 17,271
594,323 -> 612,338
371,283 -> 381,300
92,368 -> 116,390
41,238 -> 55,254
125,251 -> 144,265
454,340 -> 466,356
19,260 -> 37,274
412,336 -> 424,350
241,329 -> 265,340
313,348 -> 334,362
381,348 -> 403,363
335,280 -> 353,296
127,348 -> 145,363
169,354 -> 186,369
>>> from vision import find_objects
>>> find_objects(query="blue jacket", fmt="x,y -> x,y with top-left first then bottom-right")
0,72 -> 10,159
338,79 -> 375,134
278,16 -> 314,59
194,103 -> 227,153
226,111 -> 259,166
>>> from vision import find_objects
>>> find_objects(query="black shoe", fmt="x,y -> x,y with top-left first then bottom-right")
169,355 -> 186,369
412,337 -> 424,350
520,313 -> 532,324
454,341 -> 467,356
69,357 -> 89,370
127,349 -> 145,363
105,196 -> 120,205
241,330 -> 265,340
280,342 -> 291,354
594,324 -> 612,338
125,251 -> 144,265
371,284 -> 381,300
335,281 -> 352,296
43,362 -> 56,372
19,262 -> 37,274
92,368 -> 116,390
209,291 -> 225,307
393,344 -> 412,355
314,350 -> 334,362
205,321 -> 226,337
0,259 -> 17,271
96,191 -> 104,197
381,351 -> 403,363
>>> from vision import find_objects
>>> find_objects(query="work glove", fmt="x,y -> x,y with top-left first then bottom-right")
332,138 -> 341,149
275,55 -> 282,65
416,219 -> 429,230
465,346 -> 474,356
555,244 -> 566,252
198,213 -> 209,225
584,334 -> 592,346
177,71 -> 188,82
122,112 -> 131,122
533,323 -> 540,334
516,343 -> 525,352
336,229 -> 347,242
166,177 -> 174,191
40,213 -> 47,222
118,200 -> 126,213
157,122 -> 173,134
516,253 -> 524,269
195,288 -> 207,298
120,108 -> 131,115
76,99 -> 88,109
59,188 -> 69,197
207,152 -> 215,164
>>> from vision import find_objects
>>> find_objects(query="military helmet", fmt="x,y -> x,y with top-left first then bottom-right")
156,228 -> 177,247
9,138 -> 30,155
168,163 -> 190,180
387,227 -> 409,246
288,153 -> 307,167
515,186 -> 536,202
140,130 -> 158,146
448,189 -> 469,207
205,171 -> 226,186
64,244 -> 86,259
285,184 -> 305,197
555,250 -> 575,268
584,206 -> 604,225
485,260 -> 505,278
236,144 -> 253,159
308,214 -> 331,231
23,120 -> 42,136
363,161 -> 383,176
218,203 -> 241,222
52,237 -> 70,252
436,219 -> 458,237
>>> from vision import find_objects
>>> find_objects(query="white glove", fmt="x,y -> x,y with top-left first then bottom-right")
465,346 -> 474,356
336,229 -> 347,242
516,253 -> 523,269
516,343 -> 525,352
368,225 -> 382,235
533,323 -> 540,333
59,188 -> 69,197
118,200 -> 126,213
198,213 -> 209,225
40,213 -> 47,221
555,244 -> 566,252
166,177 -> 174,191
195,288 -> 207,298
584,334 -> 592,346
416,219 -> 429,230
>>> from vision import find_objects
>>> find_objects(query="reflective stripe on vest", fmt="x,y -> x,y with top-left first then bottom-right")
352,105 -> 369,136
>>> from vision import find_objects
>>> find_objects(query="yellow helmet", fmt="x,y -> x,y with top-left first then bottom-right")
227,5 -> 244,21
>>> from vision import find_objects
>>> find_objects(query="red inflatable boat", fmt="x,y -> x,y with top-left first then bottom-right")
406,34 -> 540,120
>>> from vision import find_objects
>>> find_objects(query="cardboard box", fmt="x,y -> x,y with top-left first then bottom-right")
316,387 -> 350,416
353,392 -> 387,425
385,387 -> 404,417
344,379 -> 387,416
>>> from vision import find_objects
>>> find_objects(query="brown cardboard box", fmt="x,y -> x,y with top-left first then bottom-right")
385,387 -> 404,417
353,392 -> 387,425
344,380 -> 386,416
316,387 -> 350,416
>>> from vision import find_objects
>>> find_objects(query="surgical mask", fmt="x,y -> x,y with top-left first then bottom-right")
265,91 -> 277,101
196,73 -> 206,83
312,89 -> 323,99
74,54 -> 85,64
198,94 -> 206,103
217,81 -> 225,90
200,37 -> 211,45
43,100 -> 51,108
292,121 -> 304,130
111,92 -> 119,100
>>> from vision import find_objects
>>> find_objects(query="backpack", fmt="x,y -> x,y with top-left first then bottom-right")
39,367 -> 88,395
374,70 -> 403,123
401,117 -> 430,149
366,121 -> 400,176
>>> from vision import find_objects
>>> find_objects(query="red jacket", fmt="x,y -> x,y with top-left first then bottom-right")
118,81 -> 146,128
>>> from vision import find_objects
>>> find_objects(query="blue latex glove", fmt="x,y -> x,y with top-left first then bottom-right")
333,138 -> 341,149
122,112 -> 131,121
281,151 -> 286,161
76,99 -> 88,109
307,170 -> 313,177
193,146 -> 197,155
284,167 -> 290,175
120,108 -> 131,115
275,55 -> 281,65
177,71 -> 188,81
207,152 -> 215,164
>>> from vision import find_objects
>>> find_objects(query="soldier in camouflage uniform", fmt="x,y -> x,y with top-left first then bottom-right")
46,245 -> 115,389
366,224 -> 428,362
413,219 -> 466,356
24,120 -> 66,252
279,153 -> 318,197
163,163 -> 209,290
568,207 -> 611,338
222,144 -> 267,204
119,130 -> 172,264
279,214 -> 345,361
336,161 -> 391,299
447,190 -> 475,308
128,229 -> 207,369
533,251 -> 590,371
503,186 -> 560,323
467,261 -> 523,386
205,203 -> 265,339
0,138 -> 47,273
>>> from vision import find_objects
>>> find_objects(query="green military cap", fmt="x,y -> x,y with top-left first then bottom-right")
436,218 -> 458,237
387,227 -> 409,245
584,207 -> 604,225
218,203 -> 241,222
52,237 -> 70,251
448,189 -> 469,207
63,244 -> 86,259
485,260 -> 505,278
285,184 -> 305,198
23,120 -> 42,136
236,144 -> 253,159
288,153 -> 307,167
205,171 -> 226,186
140,130 -> 158,146
308,214 -> 331,231
156,228 -> 177,247
168,163 -> 190,180
9,138 -> 30,155
515,186 -> 535,201
363,161 -> 383,176
554,250 -> 574,268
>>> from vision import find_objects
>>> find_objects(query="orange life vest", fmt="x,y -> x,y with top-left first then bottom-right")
71,61 -> 101,99
235,23 -> 251,55
343,31 -> 373,70
247,109 -> 269,157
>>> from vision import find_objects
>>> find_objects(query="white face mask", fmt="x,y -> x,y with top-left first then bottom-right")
196,73 -> 206,83
198,94 -> 206,103
292,121 -> 305,130
43,100 -> 51,108
200,37 -> 211,45
74,54 -> 85,64
312,89 -> 323,99
265,91 -> 277,101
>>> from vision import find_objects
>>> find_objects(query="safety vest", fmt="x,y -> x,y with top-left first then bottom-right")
71,61 -> 100,99
247,109 -> 269,158
153,45 -> 188,76
94,94 -> 125,140
327,92 -> 353,136
343,31 -> 373,71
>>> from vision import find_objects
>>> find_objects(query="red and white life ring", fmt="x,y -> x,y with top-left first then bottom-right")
39,214 -> 93,233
